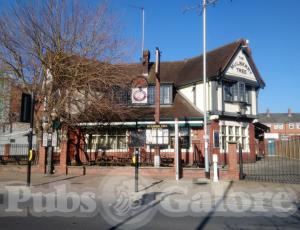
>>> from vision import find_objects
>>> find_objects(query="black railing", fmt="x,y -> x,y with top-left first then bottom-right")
242,139 -> 300,184
0,144 -> 38,165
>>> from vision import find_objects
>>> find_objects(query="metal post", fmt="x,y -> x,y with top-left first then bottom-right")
213,154 -> 218,182
135,147 -> 139,192
154,48 -> 161,167
203,0 -> 210,178
239,143 -> 244,179
27,93 -> 35,187
142,8 -> 145,58
175,118 -> 180,180
46,145 -> 53,175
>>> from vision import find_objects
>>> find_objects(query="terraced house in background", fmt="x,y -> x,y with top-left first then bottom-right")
259,109 -> 300,140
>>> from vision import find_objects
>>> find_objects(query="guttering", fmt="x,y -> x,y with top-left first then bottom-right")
77,120 -> 203,127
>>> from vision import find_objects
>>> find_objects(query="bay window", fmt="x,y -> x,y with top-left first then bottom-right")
224,81 -> 251,103
219,122 -> 249,152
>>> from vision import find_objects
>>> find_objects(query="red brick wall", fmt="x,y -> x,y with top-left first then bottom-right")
268,123 -> 300,136
249,123 -> 256,162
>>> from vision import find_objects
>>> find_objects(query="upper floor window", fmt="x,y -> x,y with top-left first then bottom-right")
114,84 -> 173,106
114,87 -> 131,105
147,84 -> 173,105
288,123 -> 294,129
224,82 -> 251,103
274,123 -> 284,130
297,123 -> 300,129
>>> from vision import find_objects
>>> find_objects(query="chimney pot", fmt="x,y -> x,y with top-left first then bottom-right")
288,108 -> 292,117
142,50 -> 150,76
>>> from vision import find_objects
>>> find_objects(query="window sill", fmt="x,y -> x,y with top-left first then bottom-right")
224,100 -> 251,106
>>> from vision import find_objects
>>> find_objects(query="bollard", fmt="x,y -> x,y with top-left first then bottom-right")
213,154 -> 219,182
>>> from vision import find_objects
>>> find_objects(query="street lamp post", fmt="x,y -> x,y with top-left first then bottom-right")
203,0 -> 210,178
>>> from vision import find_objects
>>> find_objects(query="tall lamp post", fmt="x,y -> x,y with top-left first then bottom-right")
202,0 -> 219,178
203,0 -> 210,178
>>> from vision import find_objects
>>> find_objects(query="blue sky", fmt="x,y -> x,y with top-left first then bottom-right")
109,0 -> 300,113
1,0 -> 299,113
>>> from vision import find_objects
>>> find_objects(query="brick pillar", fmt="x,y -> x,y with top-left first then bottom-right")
209,120 -> 220,163
249,123 -> 256,162
227,141 -> 239,180
3,144 -> 10,161
57,140 -> 68,175
38,141 -> 46,174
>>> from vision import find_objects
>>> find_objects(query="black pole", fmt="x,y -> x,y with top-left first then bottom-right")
239,143 -> 244,180
135,147 -> 139,192
27,93 -> 35,187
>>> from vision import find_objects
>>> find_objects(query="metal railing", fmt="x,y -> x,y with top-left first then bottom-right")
0,144 -> 38,165
241,139 -> 300,184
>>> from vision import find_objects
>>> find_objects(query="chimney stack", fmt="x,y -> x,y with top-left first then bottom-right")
242,39 -> 252,55
266,108 -> 270,117
142,49 -> 150,76
288,108 -> 292,117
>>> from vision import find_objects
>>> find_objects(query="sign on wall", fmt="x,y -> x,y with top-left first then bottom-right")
226,50 -> 256,81
146,128 -> 169,145
131,87 -> 148,104
264,133 -> 279,139
129,130 -> 146,147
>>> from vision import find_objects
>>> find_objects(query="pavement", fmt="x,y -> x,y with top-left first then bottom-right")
0,171 -> 299,229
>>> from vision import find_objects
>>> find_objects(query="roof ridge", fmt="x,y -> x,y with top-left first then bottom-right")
183,38 -> 244,62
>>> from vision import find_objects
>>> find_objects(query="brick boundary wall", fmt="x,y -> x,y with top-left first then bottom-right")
1,139 -> 241,181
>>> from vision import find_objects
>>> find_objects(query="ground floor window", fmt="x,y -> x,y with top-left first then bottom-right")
169,127 -> 190,149
85,129 -> 127,151
84,126 -> 192,151
219,121 -> 249,152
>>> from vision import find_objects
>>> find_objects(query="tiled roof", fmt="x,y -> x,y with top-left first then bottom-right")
145,39 -> 265,88
123,92 -> 203,121
258,113 -> 300,123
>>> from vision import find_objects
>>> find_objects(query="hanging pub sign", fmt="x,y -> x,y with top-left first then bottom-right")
131,87 -> 148,104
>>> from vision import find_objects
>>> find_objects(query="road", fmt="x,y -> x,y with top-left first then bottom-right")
0,172 -> 299,229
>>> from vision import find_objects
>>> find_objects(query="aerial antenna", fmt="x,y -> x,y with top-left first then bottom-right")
129,4 -> 145,61
183,0 -> 219,15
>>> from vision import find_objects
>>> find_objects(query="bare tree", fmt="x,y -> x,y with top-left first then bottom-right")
0,0 -> 135,132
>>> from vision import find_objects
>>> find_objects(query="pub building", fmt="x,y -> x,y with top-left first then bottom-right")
66,39 -> 266,169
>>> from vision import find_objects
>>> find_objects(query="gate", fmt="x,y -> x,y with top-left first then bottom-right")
241,137 -> 300,184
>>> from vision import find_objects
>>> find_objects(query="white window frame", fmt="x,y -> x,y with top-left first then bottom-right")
274,123 -> 284,130
85,130 -> 128,152
297,123 -> 300,129
288,123 -> 294,129
219,121 -> 249,153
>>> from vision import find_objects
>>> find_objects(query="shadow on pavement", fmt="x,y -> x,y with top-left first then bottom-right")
196,181 -> 233,230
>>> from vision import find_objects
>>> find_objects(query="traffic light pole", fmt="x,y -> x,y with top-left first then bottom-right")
135,147 -> 139,192
27,93 -> 35,187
